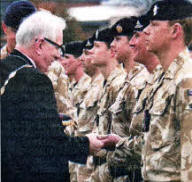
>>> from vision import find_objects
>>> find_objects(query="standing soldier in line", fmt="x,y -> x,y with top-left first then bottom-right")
107,17 -> 150,182
1,1 -> 36,59
141,1 -> 192,181
87,27 -> 127,182
75,40 -> 105,182
106,15 -> 162,182
61,41 -> 91,182
47,60 -> 73,115
62,41 -> 91,111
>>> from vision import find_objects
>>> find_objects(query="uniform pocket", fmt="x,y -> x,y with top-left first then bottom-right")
149,95 -> 174,150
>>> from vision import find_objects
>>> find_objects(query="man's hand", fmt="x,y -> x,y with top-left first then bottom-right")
97,134 -> 122,147
86,133 -> 104,155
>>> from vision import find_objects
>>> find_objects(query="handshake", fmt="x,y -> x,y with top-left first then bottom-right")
86,133 -> 122,155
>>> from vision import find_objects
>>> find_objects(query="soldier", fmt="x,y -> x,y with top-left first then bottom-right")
109,17 -> 149,139
61,41 -> 92,182
47,61 -> 72,114
141,0 -> 192,181
76,39 -> 104,137
1,1 -> 36,59
106,17 -> 149,182
86,27 -> 127,182
62,41 -> 91,109
76,39 -> 105,182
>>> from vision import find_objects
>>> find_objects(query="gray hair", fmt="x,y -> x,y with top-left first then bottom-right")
16,10 -> 66,47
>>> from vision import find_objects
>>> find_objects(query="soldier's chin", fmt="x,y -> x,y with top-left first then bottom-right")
111,51 -> 116,58
146,45 -> 152,52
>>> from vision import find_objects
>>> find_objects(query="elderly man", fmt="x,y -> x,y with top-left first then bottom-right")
0,11 -> 104,182
1,1 -> 36,59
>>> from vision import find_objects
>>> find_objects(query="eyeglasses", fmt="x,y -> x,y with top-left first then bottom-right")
44,37 -> 65,57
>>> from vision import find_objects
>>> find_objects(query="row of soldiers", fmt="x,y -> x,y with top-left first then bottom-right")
46,0 -> 192,182
1,0 -> 192,182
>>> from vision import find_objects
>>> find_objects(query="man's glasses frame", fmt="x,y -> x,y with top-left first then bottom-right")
44,37 -> 65,57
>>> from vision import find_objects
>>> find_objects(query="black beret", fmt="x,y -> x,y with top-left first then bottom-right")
111,17 -> 138,37
84,33 -> 96,50
94,28 -> 114,45
147,0 -> 192,21
63,41 -> 86,58
3,1 -> 36,30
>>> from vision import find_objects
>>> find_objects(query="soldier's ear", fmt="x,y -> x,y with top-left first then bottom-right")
170,23 -> 183,40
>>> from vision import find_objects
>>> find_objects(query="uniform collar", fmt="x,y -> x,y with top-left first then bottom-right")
106,64 -> 126,86
164,48 -> 190,79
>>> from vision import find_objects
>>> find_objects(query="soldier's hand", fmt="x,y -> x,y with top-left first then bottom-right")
86,133 -> 104,155
97,134 -> 122,147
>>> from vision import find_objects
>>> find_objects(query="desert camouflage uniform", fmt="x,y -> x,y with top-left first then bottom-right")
110,63 -> 149,137
76,73 -> 105,182
76,73 -> 104,137
87,64 -> 127,182
70,73 -> 91,107
107,64 -> 163,181
65,74 -> 91,136
67,73 -> 91,182
108,63 -> 149,182
0,44 -> 9,60
47,61 -> 74,114
47,61 -> 78,182
142,48 -> 192,182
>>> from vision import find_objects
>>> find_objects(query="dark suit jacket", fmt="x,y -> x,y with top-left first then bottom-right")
1,50 -> 89,182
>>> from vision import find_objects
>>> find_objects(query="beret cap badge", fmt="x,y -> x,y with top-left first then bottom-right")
86,40 -> 92,47
153,5 -> 159,16
95,30 -> 99,39
135,20 -> 143,29
116,25 -> 123,33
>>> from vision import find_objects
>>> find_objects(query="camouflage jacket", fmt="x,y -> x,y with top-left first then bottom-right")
96,64 -> 127,136
70,73 -> 91,107
76,74 -> 104,136
65,74 -> 91,136
109,63 -> 149,138
142,48 -> 192,181
107,64 -> 164,173
47,61 -> 76,117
